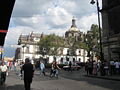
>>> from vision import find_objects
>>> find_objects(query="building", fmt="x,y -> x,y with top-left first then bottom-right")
15,18 -> 89,64
102,0 -> 120,61
64,17 -> 88,63
15,32 -> 43,62
65,17 -> 84,42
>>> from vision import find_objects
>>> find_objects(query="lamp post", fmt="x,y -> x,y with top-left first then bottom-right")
90,0 -> 104,62
22,45 -> 26,61
90,0 -> 104,75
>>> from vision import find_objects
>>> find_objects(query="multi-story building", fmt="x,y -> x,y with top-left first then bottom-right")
102,0 -> 120,61
15,32 -> 43,62
64,17 -> 88,63
15,18 -> 89,64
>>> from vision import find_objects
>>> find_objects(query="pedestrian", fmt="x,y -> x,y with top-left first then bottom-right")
92,61 -> 97,75
14,61 -> 18,72
88,59 -> 93,75
0,61 -> 8,85
19,62 -> 24,79
109,60 -> 115,75
85,61 -> 89,75
40,61 -> 45,76
69,61 -> 72,72
114,60 -> 120,75
50,61 -> 60,78
104,61 -> 109,76
22,58 -> 34,90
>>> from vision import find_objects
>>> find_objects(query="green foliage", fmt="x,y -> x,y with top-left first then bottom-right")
38,34 -> 65,56
76,42 -> 89,50
86,24 -> 100,53
38,24 -> 99,57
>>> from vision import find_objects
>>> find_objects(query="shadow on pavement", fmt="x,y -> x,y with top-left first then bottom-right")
60,69 -> 120,90
6,84 -> 24,90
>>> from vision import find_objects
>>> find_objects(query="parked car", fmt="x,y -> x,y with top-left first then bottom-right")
63,64 -> 81,71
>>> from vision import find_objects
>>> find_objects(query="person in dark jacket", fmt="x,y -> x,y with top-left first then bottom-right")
69,61 -> 72,72
22,58 -> 34,90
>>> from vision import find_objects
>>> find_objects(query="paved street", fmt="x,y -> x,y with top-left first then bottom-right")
0,69 -> 120,90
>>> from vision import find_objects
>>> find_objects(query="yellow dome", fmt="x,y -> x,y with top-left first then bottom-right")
69,27 -> 79,31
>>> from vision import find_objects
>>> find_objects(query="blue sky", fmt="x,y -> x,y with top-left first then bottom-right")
3,0 -> 102,57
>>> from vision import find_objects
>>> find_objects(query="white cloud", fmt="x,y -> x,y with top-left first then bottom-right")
6,0 -> 99,45
78,13 -> 98,33
45,6 -> 72,27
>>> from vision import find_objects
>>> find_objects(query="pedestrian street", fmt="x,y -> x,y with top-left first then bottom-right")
0,70 -> 120,90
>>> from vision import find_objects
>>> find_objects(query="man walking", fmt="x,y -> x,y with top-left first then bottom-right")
0,61 -> 8,85
69,61 -> 72,72
40,61 -> 45,76
22,58 -> 34,90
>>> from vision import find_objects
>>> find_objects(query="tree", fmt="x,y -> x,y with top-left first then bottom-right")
85,24 -> 100,58
38,34 -> 65,57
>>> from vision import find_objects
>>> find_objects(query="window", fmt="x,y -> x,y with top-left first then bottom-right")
79,50 -> 81,55
60,58 -> 63,64
79,58 -> 81,62
25,47 -> 29,53
73,58 -> 75,62
66,57 -> 69,61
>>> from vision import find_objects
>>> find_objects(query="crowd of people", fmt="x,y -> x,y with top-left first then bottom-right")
0,58 -> 55,90
1,57 -> 120,90
0,58 -> 61,89
85,59 -> 120,76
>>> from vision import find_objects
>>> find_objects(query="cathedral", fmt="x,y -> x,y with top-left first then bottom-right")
15,18 -> 88,64
65,17 -> 84,42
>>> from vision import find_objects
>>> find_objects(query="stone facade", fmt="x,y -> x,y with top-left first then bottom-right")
65,17 -> 84,42
102,0 -> 120,61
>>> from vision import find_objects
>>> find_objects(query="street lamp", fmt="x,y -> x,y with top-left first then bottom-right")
22,45 -> 26,61
90,0 -> 104,62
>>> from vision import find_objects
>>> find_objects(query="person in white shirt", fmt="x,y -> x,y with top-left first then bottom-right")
0,62 -> 8,84
114,60 -> 120,74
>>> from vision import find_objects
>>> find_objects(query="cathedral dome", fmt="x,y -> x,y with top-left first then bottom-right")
69,17 -> 79,32
69,27 -> 79,32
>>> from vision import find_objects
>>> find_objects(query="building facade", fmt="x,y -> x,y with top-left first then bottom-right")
102,0 -> 120,61
15,18 -> 89,64
65,17 -> 84,42
64,17 -> 88,63
15,32 -> 42,62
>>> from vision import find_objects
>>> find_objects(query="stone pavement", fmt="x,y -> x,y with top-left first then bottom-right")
75,67 -> 120,81
0,70 -> 120,90
84,74 -> 120,81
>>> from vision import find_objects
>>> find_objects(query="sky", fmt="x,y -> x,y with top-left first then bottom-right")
3,0 -> 102,57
